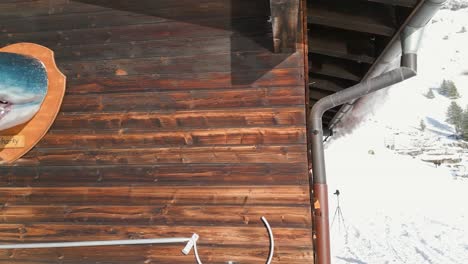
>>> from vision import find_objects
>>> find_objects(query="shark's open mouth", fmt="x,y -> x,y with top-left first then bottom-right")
0,93 -> 42,123
0,97 -> 43,131
0,92 -> 47,131
0,100 -> 12,122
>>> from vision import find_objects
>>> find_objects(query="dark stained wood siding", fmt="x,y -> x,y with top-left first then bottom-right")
0,0 -> 312,263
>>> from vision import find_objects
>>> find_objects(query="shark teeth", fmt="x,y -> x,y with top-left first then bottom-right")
0,101 -> 12,121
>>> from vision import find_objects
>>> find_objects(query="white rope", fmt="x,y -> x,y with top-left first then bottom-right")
193,238 -> 204,264
191,216 -> 275,264
0,237 -> 191,249
0,217 -> 275,264
262,216 -> 275,264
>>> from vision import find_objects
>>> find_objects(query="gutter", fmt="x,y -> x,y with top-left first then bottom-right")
328,0 -> 447,130
309,1 -> 446,263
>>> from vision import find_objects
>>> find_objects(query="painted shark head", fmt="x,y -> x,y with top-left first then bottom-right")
0,52 -> 48,131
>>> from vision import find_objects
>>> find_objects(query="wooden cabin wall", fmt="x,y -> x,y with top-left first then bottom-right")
0,0 -> 312,263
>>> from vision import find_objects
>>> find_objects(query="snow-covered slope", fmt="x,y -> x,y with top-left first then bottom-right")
326,4 -> 468,263
444,0 -> 468,10
327,124 -> 468,263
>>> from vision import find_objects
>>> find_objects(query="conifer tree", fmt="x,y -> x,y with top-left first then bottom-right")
463,106 -> 468,140
448,85 -> 461,99
439,80 -> 450,96
420,119 -> 426,131
425,89 -> 435,99
446,101 -> 464,134
440,80 -> 460,99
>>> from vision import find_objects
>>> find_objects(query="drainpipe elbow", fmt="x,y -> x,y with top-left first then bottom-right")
401,53 -> 418,72
310,99 -> 329,131
311,101 -> 326,119
399,66 -> 417,80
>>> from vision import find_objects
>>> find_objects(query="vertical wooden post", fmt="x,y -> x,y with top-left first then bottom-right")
270,0 -> 300,53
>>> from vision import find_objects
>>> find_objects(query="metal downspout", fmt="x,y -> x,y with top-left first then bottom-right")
309,1 -> 446,263
310,66 -> 416,264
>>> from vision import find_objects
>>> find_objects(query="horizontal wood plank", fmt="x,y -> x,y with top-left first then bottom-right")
0,245 -> 313,264
0,186 -> 310,206
65,68 -> 304,94
0,0 -> 270,21
59,52 -> 303,78
38,35 -> 275,62
0,0 -> 101,19
0,223 -> 312,247
17,145 -> 307,166
38,127 -> 306,149
50,108 -> 306,132
2,17 -> 271,48
0,205 -> 311,227
0,164 -> 308,187
0,5 -> 269,35
60,87 -> 305,113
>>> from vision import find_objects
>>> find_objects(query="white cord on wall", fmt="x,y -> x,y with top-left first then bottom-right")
262,216 -> 275,264
0,217 -> 275,264
0,237 -> 192,249
189,216 -> 275,264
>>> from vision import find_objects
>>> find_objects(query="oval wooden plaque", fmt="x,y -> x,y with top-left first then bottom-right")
0,43 -> 66,164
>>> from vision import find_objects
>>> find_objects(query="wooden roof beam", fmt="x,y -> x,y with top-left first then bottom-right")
307,0 -> 396,36
308,26 -> 376,64
309,55 -> 367,82
309,89 -> 333,101
366,0 -> 417,7
270,0 -> 300,53
309,75 -> 357,93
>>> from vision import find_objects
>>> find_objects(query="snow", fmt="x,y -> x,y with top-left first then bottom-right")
326,4 -> 468,263
327,125 -> 468,263
443,0 -> 468,10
